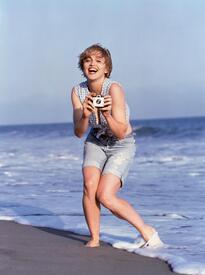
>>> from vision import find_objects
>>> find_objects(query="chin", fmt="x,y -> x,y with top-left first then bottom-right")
87,74 -> 105,81
86,75 -> 98,81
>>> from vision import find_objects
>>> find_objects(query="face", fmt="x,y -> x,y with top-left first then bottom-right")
83,51 -> 108,81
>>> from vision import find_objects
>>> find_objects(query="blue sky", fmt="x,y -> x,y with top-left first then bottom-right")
0,0 -> 205,125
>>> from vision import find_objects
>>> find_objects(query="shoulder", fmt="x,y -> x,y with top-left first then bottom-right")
108,80 -> 125,97
72,81 -> 87,95
73,80 -> 87,90
71,85 -> 83,108
107,78 -> 124,90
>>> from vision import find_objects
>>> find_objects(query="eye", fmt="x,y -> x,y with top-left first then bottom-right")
84,58 -> 91,63
96,59 -> 102,63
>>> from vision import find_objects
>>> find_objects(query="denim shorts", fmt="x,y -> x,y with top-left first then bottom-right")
83,131 -> 136,187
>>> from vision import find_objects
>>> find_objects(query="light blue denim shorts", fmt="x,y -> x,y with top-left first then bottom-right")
83,131 -> 136,187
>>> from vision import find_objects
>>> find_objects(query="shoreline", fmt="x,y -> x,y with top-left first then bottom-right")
0,220 -> 183,275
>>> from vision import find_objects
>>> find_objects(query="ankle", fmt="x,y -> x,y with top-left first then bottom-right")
141,224 -> 156,241
90,236 -> 100,241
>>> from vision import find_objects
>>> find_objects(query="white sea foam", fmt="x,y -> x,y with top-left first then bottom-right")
0,216 -> 15,221
158,155 -> 190,165
188,172 -> 200,177
5,181 -> 30,186
3,171 -> 14,177
48,153 -> 79,161
46,189 -> 68,193
137,155 -> 191,165
8,152 -> 15,157
163,213 -> 189,219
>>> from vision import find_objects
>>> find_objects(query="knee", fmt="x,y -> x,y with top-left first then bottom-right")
96,191 -> 114,210
83,179 -> 97,199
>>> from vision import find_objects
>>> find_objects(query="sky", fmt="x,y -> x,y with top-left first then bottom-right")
0,0 -> 205,125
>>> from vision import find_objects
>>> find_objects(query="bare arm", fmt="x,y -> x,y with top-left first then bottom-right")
71,87 -> 94,138
101,83 -> 128,139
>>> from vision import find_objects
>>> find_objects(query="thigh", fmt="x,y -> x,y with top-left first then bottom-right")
83,141 -> 107,172
97,173 -> 121,198
103,142 -> 136,187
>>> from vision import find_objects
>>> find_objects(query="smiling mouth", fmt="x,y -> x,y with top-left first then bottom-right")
88,68 -> 98,73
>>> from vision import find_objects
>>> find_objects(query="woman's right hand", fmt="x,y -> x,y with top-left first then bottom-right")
82,94 -> 95,118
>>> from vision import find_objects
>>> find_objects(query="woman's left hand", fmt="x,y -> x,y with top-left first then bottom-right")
100,95 -> 112,117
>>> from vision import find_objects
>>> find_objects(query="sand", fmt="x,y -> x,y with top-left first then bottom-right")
0,220 -> 182,275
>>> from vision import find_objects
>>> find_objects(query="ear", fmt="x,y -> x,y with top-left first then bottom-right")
104,66 -> 109,74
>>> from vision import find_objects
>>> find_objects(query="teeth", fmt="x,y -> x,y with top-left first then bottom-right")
89,68 -> 97,72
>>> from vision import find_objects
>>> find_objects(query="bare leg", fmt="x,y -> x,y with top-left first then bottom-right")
96,174 -> 156,241
82,166 -> 101,247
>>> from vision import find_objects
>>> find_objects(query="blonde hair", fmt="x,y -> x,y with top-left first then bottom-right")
78,44 -> 112,78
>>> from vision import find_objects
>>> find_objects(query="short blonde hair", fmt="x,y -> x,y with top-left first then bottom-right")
78,44 -> 112,78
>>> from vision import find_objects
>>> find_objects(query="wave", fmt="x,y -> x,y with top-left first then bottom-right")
133,125 -> 205,138
0,118 -> 204,139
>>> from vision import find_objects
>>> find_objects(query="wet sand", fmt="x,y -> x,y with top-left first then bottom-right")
0,220 -> 180,275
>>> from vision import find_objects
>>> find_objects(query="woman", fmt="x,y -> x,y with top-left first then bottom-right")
71,44 -> 163,248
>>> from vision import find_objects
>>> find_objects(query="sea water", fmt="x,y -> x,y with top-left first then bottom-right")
0,117 -> 205,274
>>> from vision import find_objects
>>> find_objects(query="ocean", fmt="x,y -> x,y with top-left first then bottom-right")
0,116 -> 205,274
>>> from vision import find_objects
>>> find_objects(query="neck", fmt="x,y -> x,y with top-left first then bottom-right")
87,77 -> 106,95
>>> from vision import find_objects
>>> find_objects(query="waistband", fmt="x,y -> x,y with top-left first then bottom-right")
87,128 -> 134,146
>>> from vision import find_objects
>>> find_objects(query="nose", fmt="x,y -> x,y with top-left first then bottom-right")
90,58 -> 96,66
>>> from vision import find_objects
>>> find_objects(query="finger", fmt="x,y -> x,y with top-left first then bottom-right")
103,101 -> 112,107
87,106 -> 94,112
85,94 -> 94,100
103,97 -> 112,104
83,100 -> 94,109
104,95 -> 112,99
85,105 -> 94,112
85,103 -> 95,112
87,94 -> 94,100
100,106 -> 112,111
87,101 -> 95,109
84,99 -> 94,109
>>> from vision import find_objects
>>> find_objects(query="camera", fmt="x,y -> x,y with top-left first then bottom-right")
92,95 -> 104,108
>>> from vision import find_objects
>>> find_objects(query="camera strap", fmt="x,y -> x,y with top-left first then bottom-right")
97,109 -> 101,125
94,108 -> 101,125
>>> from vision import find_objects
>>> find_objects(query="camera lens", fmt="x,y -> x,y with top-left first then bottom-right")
96,99 -> 101,104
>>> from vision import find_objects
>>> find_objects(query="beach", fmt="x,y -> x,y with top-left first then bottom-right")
0,220 -> 180,275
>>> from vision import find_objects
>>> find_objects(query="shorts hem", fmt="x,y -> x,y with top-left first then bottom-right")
83,161 -> 103,171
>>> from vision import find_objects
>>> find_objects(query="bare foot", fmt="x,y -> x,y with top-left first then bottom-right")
85,239 -> 100,248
